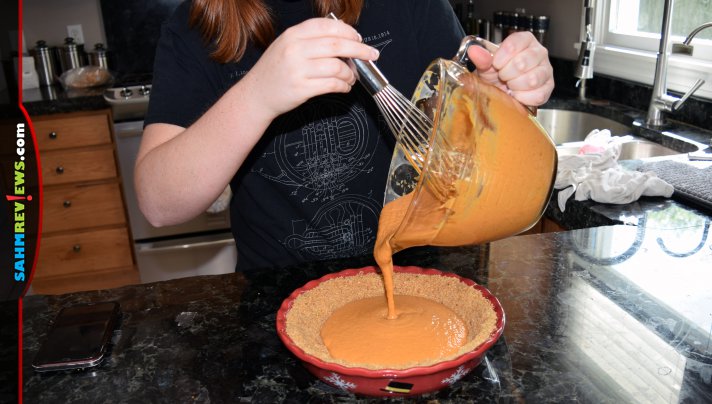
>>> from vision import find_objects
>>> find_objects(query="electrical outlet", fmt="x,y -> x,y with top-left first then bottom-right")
67,24 -> 85,44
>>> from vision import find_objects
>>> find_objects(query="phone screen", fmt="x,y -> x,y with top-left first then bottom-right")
32,301 -> 120,372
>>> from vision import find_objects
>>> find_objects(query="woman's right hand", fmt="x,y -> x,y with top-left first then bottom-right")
243,17 -> 380,119
135,18 -> 378,227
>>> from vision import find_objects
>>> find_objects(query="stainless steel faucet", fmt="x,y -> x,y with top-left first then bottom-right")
574,0 -> 596,101
672,21 -> 712,55
646,0 -> 706,127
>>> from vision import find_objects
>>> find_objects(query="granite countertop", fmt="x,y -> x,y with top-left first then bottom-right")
22,84 -> 109,116
20,84 -> 712,401
23,208 -> 712,402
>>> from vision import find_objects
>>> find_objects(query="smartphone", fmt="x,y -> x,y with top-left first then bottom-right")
31,301 -> 121,372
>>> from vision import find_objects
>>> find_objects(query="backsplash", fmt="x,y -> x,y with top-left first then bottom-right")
551,57 -> 711,131
99,0 -> 183,81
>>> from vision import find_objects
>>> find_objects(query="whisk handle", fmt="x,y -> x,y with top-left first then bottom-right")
326,12 -> 388,95
349,59 -> 389,95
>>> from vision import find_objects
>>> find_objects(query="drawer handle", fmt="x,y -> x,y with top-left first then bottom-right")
63,200 -> 72,208
49,131 -> 57,139
56,166 -> 64,174
72,244 -> 81,253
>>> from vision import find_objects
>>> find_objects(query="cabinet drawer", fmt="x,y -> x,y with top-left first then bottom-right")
34,112 -> 112,151
35,227 -> 134,278
41,147 -> 118,186
43,182 -> 126,233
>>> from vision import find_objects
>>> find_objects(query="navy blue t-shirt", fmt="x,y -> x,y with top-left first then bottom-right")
145,0 -> 464,271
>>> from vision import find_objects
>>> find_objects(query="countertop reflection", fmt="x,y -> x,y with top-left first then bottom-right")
22,207 -> 712,402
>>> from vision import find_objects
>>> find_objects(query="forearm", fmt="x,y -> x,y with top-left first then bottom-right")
135,76 -> 274,226
136,17 -> 379,227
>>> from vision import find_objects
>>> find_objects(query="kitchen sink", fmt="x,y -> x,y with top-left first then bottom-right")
536,109 -> 633,143
536,109 -> 691,159
556,140 -> 680,159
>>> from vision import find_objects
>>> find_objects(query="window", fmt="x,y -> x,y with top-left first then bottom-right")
593,0 -> 712,100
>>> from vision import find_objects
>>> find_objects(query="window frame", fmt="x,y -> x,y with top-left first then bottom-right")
591,0 -> 712,101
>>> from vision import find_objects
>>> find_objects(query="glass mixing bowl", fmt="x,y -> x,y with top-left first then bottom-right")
382,36 -> 557,252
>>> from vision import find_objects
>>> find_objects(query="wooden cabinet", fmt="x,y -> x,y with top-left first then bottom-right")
541,217 -> 565,233
31,109 -> 139,294
520,217 -> 566,236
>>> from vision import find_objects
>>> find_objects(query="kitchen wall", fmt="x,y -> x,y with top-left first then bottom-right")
24,0 -> 583,60
21,0 -> 710,128
1,9 -> 15,96
453,0 -> 584,60
23,0 -> 105,50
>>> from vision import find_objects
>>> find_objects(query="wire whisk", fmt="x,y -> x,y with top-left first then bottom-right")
327,13 -> 432,174
373,86 -> 434,173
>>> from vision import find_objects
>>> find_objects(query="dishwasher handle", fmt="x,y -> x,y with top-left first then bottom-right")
137,237 -> 235,253
113,120 -> 145,139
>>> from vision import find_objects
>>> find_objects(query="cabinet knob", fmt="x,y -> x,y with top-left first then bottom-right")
72,244 -> 81,253
55,166 -> 64,174
49,131 -> 57,139
63,200 -> 72,208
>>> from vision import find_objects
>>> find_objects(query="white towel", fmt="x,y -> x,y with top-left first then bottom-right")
555,129 -> 674,211
206,185 -> 232,214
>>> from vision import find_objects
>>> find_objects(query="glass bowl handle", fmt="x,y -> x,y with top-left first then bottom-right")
453,35 -> 500,66
453,35 -> 538,116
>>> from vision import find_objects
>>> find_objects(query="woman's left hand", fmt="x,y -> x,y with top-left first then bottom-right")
467,31 -> 554,107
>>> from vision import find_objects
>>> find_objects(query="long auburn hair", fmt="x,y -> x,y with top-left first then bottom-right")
190,0 -> 364,63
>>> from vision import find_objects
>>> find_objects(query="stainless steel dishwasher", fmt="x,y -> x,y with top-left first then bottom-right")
113,119 -> 237,283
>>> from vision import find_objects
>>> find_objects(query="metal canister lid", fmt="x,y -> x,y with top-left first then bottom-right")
63,37 -> 78,50
89,43 -> 109,69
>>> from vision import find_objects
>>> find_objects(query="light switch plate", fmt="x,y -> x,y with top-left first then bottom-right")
67,24 -> 85,44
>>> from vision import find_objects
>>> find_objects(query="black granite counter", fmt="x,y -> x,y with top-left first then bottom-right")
22,85 -> 108,116
548,194 -> 712,233
23,212 -> 712,402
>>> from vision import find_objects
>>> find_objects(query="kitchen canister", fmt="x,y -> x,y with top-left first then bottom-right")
60,37 -> 84,72
33,40 -> 57,86
88,43 -> 109,70
533,16 -> 550,45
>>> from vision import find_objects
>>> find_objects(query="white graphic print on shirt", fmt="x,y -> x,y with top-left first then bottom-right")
252,94 -> 383,259
363,30 -> 392,54
254,95 -> 376,202
250,29 -> 397,261
283,195 -> 381,260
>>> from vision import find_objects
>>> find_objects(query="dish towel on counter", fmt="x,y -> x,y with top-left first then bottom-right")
206,185 -> 232,214
554,129 -> 674,211
637,160 -> 712,210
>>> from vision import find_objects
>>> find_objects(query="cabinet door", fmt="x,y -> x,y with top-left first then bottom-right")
42,182 -> 126,233
41,147 -> 117,186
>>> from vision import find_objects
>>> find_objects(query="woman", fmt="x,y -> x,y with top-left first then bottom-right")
136,0 -> 554,271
